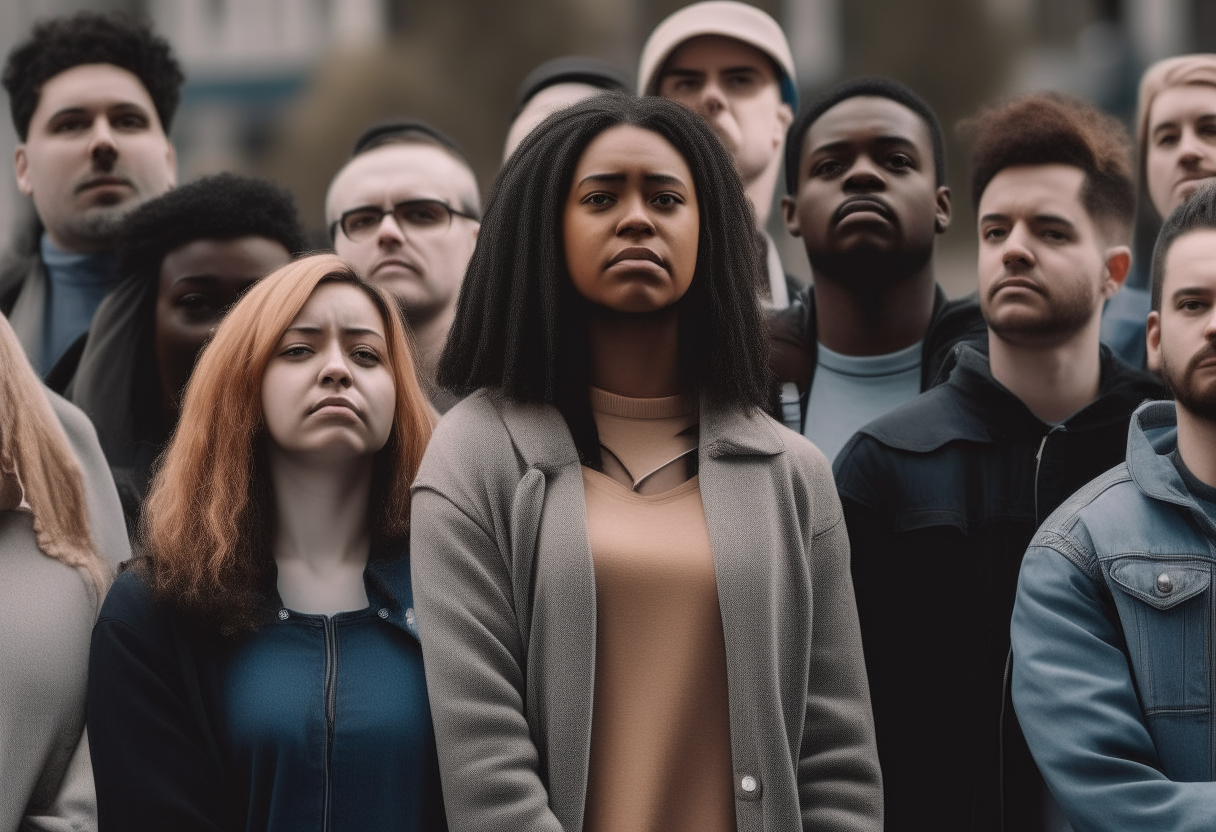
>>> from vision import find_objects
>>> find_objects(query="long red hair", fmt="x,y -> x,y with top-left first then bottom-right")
142,254 -> 435,634
0,314 -> 109,599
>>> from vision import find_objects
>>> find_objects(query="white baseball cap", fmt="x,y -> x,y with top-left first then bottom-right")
637,1 -> 798,109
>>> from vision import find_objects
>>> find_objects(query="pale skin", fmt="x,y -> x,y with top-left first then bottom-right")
262,282 -> 397,614
657,35 -> 791,226
562,125 -> 699,397
14,63 -> 175,253
504,81 -> 604,160
977,165 -> 1130,422
1147,230 -> 1216,487
326,143 -> 479,393
1145,84 -> 1216,219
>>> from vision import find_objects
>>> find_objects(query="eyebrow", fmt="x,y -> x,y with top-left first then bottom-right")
810,135 -> 919,155
1171,286 -> 1215,302
576,172 -> 688,187
978,212 -> 1077,228
285,325 -> 386,338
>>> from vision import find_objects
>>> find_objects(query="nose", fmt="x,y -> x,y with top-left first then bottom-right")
1178,128 -> 1207,167
615,192 -> 655,237
1001,223 -> 1036,271
376,211 -> 406,248
696,79 -> 727,117
88,117 -> 118,172
318,342 -> 353,388
842,155 -> 886,193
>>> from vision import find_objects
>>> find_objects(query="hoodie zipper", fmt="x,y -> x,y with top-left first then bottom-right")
999,424 -> 1066,831
322,615 -> 338,832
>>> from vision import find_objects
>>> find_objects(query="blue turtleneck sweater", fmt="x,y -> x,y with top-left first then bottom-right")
39,235 -> 115,374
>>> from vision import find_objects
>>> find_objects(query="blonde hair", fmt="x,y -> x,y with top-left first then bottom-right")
142,253 -> 435,634
0,314 -> 109,598
1137,54 -> 1216,209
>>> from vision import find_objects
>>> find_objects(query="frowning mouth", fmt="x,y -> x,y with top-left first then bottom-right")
371,258 -> 420,276
309,396 -> 361,417
608,247 -> 667,269
990,276 -> 1046,299
833,195 -> 896,225
76,175 -> 132,193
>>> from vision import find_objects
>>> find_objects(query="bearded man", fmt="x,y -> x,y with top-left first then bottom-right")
833,92 -> 1164,832
1012,181 -> 1216,832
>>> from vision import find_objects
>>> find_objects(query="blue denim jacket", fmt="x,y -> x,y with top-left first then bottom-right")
1011,399 -> 1216,832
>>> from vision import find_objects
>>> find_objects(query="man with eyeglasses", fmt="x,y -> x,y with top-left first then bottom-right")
326,119 -> 481,412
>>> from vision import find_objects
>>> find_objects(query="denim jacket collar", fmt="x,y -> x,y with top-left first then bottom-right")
1126,399 -> 1216,541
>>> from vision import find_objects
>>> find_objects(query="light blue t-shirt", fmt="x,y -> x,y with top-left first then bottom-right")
803,340 -> 923,462
40,235 -> 116,374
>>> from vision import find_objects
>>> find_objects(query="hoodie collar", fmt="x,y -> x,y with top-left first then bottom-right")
862,343 -> 1163,450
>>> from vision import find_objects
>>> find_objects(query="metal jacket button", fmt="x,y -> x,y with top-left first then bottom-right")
277,609 -> 289,620
377,608 -> 390,619
740,775 -> 757,793
1156,573 -> 1173,594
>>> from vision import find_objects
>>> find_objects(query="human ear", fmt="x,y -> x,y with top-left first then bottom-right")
934,185 -> 952,234
781,195 -> 800,238
1146,310 -> 1162,374
14,145 -> 32,196
1101,246 -> 1132,298
774,102 -> 793,148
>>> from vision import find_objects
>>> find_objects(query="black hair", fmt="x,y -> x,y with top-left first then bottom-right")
3,12 -> 184,141
115,173 -> 307,281
785,76 -> 946,195
512,56 -> 631,118
439,92 -> 770,466
352,118 -> 474,170
1151,181 -> 1216,311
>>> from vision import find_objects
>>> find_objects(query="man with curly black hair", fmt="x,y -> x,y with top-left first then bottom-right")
1,11 -> 182,375
66,173 -> 303,529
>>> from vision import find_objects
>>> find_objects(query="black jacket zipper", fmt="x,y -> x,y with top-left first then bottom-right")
322,616 -> 338,832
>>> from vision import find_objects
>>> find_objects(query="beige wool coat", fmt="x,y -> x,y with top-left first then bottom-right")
410,390 -> 882,832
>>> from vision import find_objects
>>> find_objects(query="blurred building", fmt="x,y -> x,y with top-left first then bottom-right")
1,0 -> 1214,278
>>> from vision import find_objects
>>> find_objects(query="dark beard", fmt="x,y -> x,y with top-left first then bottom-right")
1162,344 -> 1216,421
807,243 -> 933,296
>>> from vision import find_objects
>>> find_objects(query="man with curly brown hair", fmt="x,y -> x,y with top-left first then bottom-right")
1,12 -> 182,375
833,92 -> 1164,832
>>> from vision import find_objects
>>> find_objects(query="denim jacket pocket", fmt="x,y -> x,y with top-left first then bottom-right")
1107,556 -> 1211,714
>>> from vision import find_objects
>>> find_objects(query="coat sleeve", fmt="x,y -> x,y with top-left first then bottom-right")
21,729 -> 96,832
1011,544 -> 1216,832
87,573 -> 235,832
798,447 -> 884,831
410,486 -> 564,832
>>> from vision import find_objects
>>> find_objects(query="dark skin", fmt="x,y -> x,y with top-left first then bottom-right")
782,96 -> 951,356
563,125 -> 699,398
155,235 -> 291,412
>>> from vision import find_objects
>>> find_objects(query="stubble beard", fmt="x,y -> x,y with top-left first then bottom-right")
58,201 -> 135,252
984,278 -> 1097,348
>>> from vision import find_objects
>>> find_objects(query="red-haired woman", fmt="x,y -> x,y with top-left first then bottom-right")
86,254 -> 443,831
0,315 -> 129,831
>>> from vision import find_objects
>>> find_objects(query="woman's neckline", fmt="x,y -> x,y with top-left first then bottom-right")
589,386 -> 693,419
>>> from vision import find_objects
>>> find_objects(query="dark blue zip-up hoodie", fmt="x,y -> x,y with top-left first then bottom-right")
87,548 -> 446,832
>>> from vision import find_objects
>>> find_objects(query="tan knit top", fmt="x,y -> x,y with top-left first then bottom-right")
581,387 -> 736,832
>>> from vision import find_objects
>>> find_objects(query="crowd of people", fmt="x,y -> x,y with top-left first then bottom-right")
3,3 -> 1216,831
